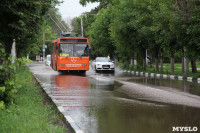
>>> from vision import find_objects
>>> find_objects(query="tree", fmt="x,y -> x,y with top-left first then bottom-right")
0,0 -> 60,58
72,8 -> 98,37
79,0 -> 112,8
111,0 -> 158,70
88,8 -> 115,57
172,0 -> 200,74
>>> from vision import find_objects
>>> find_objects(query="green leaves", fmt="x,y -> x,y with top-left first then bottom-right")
0,0 -> 61,58
0,101 -> 5,110
77,0 -> 200,71
0,66 -> 3,70
88,8 -> 115,57
0,43 -> 34,109
0,87 -> 6,93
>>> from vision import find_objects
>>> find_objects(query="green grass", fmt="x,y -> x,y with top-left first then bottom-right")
0,65 -> 66,133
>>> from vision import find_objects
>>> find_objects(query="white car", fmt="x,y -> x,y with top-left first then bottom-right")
45,55 -> 51,66
92,57 -> 115,72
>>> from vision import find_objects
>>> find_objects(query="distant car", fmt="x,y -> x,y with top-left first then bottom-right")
92,57 -> 115,72
45,55 -> 51,66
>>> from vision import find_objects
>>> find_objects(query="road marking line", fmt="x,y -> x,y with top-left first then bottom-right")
58,106 -> 65,112
65,116 -> 75,123
75,130 -> 84,133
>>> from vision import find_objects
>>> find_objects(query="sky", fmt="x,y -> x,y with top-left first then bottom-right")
56,0 -> 99,19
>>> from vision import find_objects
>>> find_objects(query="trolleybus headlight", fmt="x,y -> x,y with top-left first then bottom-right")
82,64 -> 87,66
61,64 -> 65,66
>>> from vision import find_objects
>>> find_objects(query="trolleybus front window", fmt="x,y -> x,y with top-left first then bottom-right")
59,44 -> 73,57
59,44 -> 89,57
74,44 -> 89,57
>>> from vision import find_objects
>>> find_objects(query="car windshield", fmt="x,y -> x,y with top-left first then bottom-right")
59,44 -> 89,57
96,58 -> 111,62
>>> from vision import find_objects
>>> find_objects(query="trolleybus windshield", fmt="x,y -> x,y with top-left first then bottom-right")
59,44 -> 89,57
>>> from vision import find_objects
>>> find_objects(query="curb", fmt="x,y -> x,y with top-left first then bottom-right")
33,74 -> 84,133
123,70 -> 200,84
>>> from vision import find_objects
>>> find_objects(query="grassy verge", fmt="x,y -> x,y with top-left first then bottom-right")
123,62 -> 200,78
0,65 -> 66,133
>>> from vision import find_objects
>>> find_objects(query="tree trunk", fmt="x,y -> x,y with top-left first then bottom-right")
150,55 -> 153,68
131,53 -> 135,69
142,49 -> 146,71
114,55 -> 118,66
134,53 -> 137,66
184,49 -> 189,75
155,49 -> 159,72
170,51 -> 174,74
160,49 -> 163,73
182,57 -> 184,73
184,57 -> 189,75
125,59 -> 129,69
191,58 -> 197,73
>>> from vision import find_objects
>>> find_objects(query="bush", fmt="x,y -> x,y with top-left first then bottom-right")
0,43 -> 32,109
0,65 -> 66,132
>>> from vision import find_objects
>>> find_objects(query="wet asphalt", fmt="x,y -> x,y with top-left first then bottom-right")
27,62 -> 200,133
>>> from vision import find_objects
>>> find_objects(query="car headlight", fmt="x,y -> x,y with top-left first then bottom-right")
97,64 -> 101,66
111,64 -> 115,67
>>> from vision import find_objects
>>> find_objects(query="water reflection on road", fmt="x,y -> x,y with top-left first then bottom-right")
89,73 -> 200,133
28,62 -> 200,133
50,74 -> 93,132
118,72 -> 200,96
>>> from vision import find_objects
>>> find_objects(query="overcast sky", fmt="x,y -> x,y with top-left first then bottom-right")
56,0 -> 99,19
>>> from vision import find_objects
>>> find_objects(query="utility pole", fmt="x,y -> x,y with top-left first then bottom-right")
80,13 -> 98,37
81,15 -> 84,37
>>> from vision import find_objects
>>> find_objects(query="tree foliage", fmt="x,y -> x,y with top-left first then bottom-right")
79,0 -> 111,8
88,8 -> 115,57
75,0 -> 200,73
0,0 -> 63,108
0,0 -> 60,57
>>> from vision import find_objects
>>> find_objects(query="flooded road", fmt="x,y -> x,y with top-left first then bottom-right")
28,62 -> 200,133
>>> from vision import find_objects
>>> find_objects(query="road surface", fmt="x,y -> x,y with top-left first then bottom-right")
27,62 -> 200,133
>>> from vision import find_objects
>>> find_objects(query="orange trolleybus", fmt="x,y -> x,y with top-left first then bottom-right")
51,33 -> 89,73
